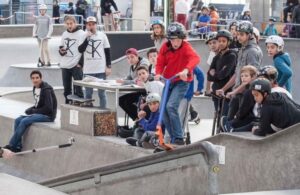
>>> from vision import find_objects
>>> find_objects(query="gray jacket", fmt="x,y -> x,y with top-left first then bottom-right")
235,38 -> 263,85
124,57 -> 149,84
292,5 -> 300,23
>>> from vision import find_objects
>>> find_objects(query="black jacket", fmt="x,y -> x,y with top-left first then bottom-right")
207,49 -> 237,92
236,86 -> 255,120
254,92 -> 300,136
101,0 -> 118,16
25,82 -> 57,121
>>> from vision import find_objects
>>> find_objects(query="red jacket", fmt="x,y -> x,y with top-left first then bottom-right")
156,41 -> 200,82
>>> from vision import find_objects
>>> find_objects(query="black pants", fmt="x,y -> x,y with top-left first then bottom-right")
295,25 -> 300,38
231,115 -> 255,129
119,91 -> 147,120
283,5 -> 296,22
212,96 -> 229,116
62,66 -> 84,104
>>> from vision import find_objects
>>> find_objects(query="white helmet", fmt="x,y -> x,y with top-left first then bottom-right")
265,35 -> 284,50
146,93 -> 161,104
38,4 -> 47,10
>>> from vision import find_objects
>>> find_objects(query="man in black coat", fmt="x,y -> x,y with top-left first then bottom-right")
4,70 -> 57,152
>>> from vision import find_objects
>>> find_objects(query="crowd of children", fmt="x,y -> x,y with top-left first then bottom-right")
28,8 -> 300,153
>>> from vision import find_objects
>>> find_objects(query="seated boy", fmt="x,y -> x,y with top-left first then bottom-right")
250,79 -> 300,136
126,93 -> 161,147
136,66 -> 164,118
147,48 -> 158,75
220,65 -> 258,132
118,48 -> 150,121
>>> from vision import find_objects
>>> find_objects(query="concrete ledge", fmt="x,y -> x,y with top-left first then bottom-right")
61,104 -> 117,136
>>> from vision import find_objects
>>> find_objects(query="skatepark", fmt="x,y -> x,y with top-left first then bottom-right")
0,0 -> 300,193
0,29 -> 299,194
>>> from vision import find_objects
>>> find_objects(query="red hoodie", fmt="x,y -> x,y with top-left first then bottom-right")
156,41 -> 200,82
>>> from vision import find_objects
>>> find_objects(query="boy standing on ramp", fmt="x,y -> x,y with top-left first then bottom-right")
155,22 -> 200,146
33,4 -> 53,67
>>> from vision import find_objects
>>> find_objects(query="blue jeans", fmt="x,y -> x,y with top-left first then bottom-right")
84,73 -> 107,108
163,81 -> 189,142
9,114 -> 51,150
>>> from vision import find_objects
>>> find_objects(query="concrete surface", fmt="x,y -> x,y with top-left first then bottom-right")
41,124 -> 300,194
223,189 -> 300,195
0,173 -> 66,195
0,97 -> 153,182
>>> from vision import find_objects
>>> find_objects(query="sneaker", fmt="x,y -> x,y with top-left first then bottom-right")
220,116 -> 233,132
142,141 -> 156,149
126,137 -> 138,146
3,145 -> 21,153
153,147 -> 165,153
173,138 -> 185,146
189,111 -> 199,122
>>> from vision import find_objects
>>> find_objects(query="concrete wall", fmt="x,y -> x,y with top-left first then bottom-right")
0,98 -> 152,182
43,124 -> 300,195
0,25 -> 66,38
132,0 -> 150,31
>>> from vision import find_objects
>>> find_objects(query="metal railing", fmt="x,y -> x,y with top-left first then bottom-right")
40,141 -> 220,195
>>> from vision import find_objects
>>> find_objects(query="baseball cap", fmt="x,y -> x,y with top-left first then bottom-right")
86,16 -> 97,23
125,48 -> 138,56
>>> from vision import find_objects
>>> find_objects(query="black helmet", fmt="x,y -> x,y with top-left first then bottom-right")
216,29 -> 233,42
205,32 -> 217,44
250,78 -> 272,94
167,22 -> 186,39
259,65 -> 278,81
237,21 -> 253,34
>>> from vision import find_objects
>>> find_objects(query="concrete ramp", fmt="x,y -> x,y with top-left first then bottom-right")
0,97 -> 152,182
0,173 -> 66,195
41,124 -> 300,195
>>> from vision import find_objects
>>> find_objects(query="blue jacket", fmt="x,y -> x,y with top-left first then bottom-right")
273,52 -> 293,92
198,15 -> 211,33
185,66 -> 204,101
139,110 -> 159,132
263,24 -> 278,36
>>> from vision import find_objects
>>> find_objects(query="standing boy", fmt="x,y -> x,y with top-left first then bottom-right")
155,22 -> 200,145
59,15 -> 85,104
265,35 -> 293,92
78,16 -> 112,108
33,4 -> 53,67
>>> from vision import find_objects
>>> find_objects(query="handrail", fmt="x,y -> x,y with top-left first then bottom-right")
40,141 -> 220,194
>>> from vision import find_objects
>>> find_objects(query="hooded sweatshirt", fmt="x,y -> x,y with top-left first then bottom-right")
273,52 -> 293,92
207,49 -> 237,92
235,38 -> 263,86
254,92 -> 300,136
59,27 -> 86,69
156,41 -> 200,83
25,82 -> 57,121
